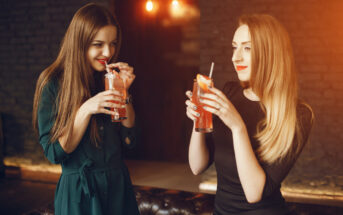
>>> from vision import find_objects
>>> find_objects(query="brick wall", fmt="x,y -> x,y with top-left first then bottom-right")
0,0 -> 108,160
200,0 -> 343,176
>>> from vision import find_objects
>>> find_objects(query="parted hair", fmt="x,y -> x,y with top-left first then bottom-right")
239,14 -> 306,164
32,3 -> 121,146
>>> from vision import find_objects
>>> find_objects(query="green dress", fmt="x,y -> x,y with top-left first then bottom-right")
37,79 -> 140,215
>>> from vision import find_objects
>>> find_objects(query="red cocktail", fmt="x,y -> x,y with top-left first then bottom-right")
105,72 -> 127,122
192,74 -> 213,133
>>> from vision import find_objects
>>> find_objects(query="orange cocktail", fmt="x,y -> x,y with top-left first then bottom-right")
192,74 -> 213,133
105,72 -> 127,122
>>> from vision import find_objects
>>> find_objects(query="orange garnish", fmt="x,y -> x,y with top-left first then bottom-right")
197,74 -> 212,91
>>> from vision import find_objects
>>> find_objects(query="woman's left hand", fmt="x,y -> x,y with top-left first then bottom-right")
200,86 -> 245,132
107,62 -> 135,90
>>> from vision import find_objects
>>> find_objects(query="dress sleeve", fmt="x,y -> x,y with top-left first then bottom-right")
37,81 -> 69,164
261,103 -> 314,197
120,118 -> 140,150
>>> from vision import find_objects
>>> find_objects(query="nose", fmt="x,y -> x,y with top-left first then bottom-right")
102,45 -> 111,58
232,47 -> 243,62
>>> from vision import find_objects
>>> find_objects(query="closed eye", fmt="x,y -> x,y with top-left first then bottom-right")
92,43 -> 103,47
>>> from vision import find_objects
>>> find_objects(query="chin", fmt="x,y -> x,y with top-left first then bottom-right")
237,75 -> 250,82
92,64 -> 105,72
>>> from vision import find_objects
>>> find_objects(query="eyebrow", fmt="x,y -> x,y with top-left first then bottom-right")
232,41 -> 251,45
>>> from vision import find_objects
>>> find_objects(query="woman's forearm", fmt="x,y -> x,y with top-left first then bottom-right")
231,126 -> 266,203
188,125 -> 210,175
58,105 -> 91,154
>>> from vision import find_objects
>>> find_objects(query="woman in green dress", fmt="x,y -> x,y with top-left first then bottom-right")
32,3 -> 140,215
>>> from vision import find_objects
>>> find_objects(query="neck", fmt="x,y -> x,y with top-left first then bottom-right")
243,87 -> 260,101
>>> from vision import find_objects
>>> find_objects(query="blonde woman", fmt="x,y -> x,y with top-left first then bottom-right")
186,14 -> 313,214
33,3 -> 139,215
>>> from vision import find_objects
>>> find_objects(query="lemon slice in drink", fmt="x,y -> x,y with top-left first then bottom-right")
197,74 -> 212,91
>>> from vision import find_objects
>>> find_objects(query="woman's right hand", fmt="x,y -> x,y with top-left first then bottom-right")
185,90 -> 199,121
80,89 -> 124,116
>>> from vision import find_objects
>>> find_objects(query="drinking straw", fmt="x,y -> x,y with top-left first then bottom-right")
105,61 -> 110,73
209,62 -> 214,78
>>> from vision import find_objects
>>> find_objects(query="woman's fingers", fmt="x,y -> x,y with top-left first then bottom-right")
186,106 -> 199,120
185,91 -> 193,99
100,108 -> 123,116
185,99 -> 197,110
102,101 -> 124,109
108,62 -> 134,74
203,105 -> 223,116
208,86 -> 229,102
201,93 -> 227,108
199,99 -> 222,111
107,62 -> 129,69
121,73 -> 135,81
185,99 -> 199,120
101,89 -> 123,97
186,110 -> 197,121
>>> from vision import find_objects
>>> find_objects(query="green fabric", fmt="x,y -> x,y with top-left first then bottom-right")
37,79 -> 140,215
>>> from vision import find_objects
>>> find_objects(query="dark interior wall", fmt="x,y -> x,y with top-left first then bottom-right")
0,0 -> 199,162
200,0 -> 343,176
115,0 -> 199,161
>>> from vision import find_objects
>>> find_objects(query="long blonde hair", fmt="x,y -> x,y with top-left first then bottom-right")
239,14 -> 302,164
32,3 -> 121,146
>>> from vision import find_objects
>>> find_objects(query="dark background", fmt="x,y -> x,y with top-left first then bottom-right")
0,0 -> 342,181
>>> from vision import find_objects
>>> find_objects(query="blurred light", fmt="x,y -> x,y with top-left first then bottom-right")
170,0 -> 183,18
146,0 -> 154,12
172,0 -> 179,7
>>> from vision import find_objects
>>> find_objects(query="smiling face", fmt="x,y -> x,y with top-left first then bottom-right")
87,25 -> 118,72
232,24 -> 252,82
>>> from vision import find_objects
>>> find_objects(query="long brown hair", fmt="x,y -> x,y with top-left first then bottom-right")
239,14 -> 305,163
32,3 -> 122,146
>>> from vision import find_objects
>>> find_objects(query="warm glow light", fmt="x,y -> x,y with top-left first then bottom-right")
172,0 -> 179,7
170,0 -> 183,18
146,0 -> 153,12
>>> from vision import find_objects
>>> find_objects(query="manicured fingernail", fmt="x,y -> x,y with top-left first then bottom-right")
193,105 -> 197,110
189,92 -> 193,96
196,113 -> 200,117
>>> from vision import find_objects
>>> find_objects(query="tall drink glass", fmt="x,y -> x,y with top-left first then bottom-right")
192,75 -> 213,133
105,72 -> 127,122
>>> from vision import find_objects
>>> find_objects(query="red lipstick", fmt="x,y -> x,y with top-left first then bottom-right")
98,59 -> 108,65
236,65 -> 248,71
